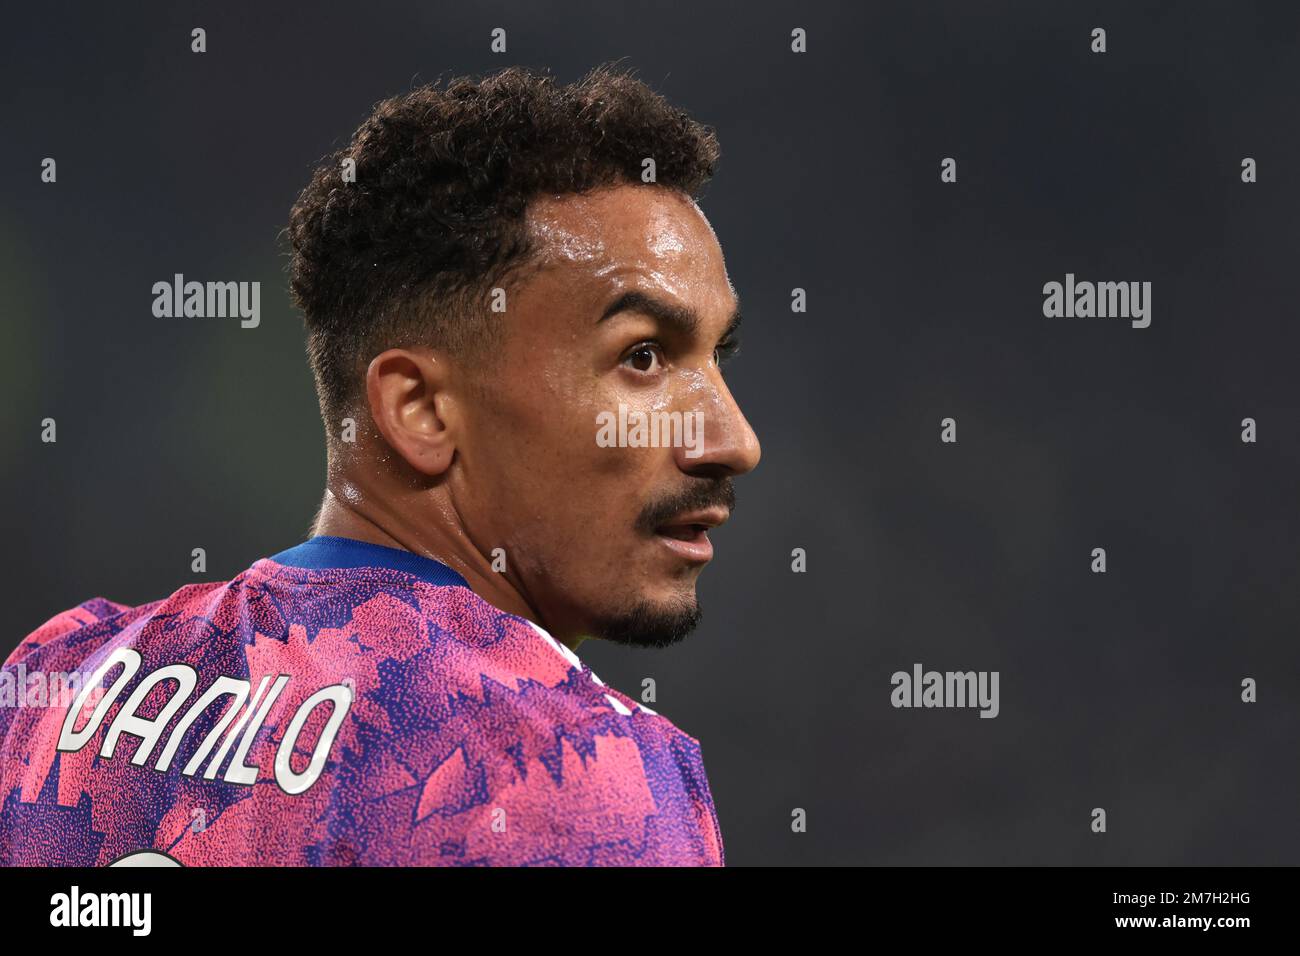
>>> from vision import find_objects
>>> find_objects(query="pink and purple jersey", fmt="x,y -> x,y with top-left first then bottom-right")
0,537 -> 724,866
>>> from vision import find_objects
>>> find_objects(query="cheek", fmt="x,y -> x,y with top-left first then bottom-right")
480,360 -> 672,528
474,388 -> 628,522
528,411 -> 655,551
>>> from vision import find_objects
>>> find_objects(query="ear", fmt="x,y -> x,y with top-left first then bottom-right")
364,348 -> 458,477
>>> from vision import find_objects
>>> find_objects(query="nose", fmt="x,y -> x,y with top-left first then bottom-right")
674,372 -> 761,478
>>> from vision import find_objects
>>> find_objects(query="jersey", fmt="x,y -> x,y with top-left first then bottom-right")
0,536 -> 724,866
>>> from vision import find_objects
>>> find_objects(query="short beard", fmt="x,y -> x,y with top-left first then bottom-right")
589,596 -> 703,649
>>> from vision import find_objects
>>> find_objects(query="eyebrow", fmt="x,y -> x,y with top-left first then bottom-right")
597,289 -> 743,342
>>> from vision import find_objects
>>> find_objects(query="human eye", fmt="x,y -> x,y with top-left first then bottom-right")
713,333 -> 740,367
621,341 -> 666,374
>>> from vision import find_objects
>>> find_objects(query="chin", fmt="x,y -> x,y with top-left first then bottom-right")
586,591 -> 703,649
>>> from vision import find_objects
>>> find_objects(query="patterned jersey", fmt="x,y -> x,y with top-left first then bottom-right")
0,536 -> 724,866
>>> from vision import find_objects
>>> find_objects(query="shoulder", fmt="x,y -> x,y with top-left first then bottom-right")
5,597 -> 136,670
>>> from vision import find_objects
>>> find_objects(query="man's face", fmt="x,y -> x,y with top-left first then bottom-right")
451,183 -> 761,646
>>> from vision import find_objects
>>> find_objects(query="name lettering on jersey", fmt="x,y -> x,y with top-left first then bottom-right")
56,648 -> 353,795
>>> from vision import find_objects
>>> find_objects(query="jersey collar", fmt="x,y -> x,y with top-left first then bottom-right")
270,536 -> 469,589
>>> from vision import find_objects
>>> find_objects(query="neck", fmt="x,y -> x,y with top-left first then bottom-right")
311,484 -> 584,653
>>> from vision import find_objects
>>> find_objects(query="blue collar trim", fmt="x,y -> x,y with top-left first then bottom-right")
270,536 -> 469,589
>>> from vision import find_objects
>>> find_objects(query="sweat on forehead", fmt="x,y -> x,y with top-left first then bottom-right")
525,186 -> 710,262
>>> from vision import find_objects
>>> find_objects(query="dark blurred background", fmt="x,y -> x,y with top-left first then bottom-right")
3,1 -> 1298,865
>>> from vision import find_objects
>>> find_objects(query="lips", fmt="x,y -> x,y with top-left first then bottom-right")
655,508 -> 729,533
652,508 -> 729,563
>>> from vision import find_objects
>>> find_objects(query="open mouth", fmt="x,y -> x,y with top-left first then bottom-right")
652,517 -> 722,563
657,523 -> 709,542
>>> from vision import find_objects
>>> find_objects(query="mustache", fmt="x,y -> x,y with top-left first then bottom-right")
637,478 -> 736,533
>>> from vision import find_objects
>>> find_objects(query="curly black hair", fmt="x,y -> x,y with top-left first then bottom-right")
287,63 -> 721,422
